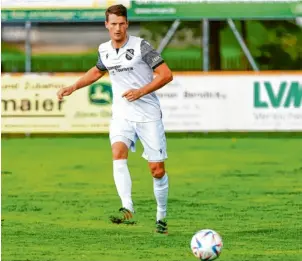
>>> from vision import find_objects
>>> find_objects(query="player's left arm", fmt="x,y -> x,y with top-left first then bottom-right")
139,62 -> 173,96
122,40 -> 173,102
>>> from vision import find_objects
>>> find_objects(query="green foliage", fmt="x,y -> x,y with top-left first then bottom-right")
1,48 -> 203,72
140,21 -> 202,48
2,42 -> 24,54
162,47 -> 202,71
2,53 -> 98,73
1,20 -> 301,72
253,21 -> 302,70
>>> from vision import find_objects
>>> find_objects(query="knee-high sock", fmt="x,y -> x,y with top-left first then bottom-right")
113,159 -> 134,212
153,173 -> 169,221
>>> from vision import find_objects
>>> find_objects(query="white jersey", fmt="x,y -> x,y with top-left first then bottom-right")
96,35 -> 164,122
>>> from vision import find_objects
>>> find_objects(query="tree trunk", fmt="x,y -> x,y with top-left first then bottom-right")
209,21 -> 221,70
240,21 -> 249,69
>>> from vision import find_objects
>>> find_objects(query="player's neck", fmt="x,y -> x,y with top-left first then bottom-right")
111,35 -> 129,49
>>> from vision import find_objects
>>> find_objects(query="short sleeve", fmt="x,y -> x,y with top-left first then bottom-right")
96,53 -> 107,71
140,40 -> 164,70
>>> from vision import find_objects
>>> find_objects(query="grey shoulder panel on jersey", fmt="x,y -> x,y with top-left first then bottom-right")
140,40 -> 164,70
96,53 -> 107,71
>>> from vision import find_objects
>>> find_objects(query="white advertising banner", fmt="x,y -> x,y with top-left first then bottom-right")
1,73 -> 301,133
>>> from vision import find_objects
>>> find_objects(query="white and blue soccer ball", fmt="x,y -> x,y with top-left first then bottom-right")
190,229 -> 223,260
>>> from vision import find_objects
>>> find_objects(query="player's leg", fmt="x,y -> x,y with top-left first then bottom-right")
112,140 -> 134,212
149,161 -> 169,234
136,120 -> 169,233
109,119 -> 137,224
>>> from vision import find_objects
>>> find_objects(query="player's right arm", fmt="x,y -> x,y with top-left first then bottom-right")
57,51 -> 107,101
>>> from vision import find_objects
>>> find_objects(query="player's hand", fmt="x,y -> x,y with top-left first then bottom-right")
122,89 -> 143,102
57,86 -> 75,101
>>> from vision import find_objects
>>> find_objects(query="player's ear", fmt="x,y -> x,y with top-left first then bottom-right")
105,21 -> 109,30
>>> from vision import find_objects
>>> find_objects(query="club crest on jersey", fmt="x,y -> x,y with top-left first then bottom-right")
126,49 -> 134,60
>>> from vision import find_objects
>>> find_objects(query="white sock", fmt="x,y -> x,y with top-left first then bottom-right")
113,159 -> 134,213
153,173 -> 169,221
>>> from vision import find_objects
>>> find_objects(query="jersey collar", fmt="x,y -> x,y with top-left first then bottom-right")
110,34 -> 130,50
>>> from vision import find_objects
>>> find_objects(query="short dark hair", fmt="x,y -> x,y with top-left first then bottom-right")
105,4 -> 127,21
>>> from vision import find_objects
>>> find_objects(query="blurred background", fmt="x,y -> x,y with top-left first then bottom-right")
2,0 -> 302,133
2,0 -> 302,73
2,0 -> 302,134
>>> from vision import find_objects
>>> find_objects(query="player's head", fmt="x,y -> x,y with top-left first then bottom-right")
105,4 -> 128,42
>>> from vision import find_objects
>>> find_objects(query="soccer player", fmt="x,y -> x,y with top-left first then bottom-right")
57,4 -> 173,234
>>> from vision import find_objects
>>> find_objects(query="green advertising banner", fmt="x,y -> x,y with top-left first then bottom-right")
1,0 -> 302,22
130,1 -> 302,20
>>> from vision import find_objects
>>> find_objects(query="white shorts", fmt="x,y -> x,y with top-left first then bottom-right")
109,118 -> 168,162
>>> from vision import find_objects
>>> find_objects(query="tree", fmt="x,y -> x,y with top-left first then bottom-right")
255,20 -> 302,70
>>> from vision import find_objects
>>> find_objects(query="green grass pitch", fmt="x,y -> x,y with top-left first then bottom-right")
1,136 -> 302,261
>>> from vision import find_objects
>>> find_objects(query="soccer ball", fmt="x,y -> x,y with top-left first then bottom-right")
190,229 -> 223,260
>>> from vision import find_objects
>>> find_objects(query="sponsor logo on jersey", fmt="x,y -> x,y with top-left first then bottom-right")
107,64 -> 133,74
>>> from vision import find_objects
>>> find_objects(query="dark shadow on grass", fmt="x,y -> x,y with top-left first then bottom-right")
1,171 -> 13,175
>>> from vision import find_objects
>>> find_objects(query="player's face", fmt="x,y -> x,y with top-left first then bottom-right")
105,14 -> 128,42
